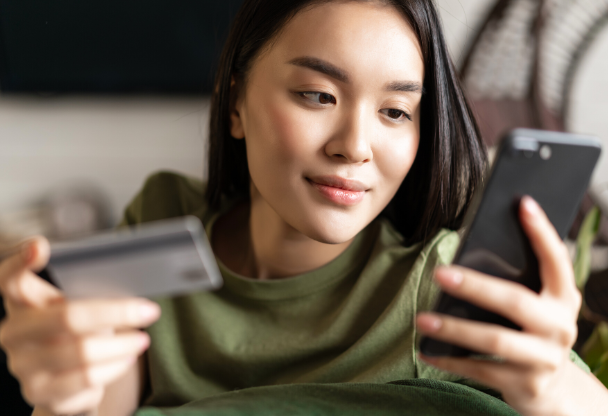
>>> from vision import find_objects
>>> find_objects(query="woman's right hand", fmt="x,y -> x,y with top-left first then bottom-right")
0,236 -> 161,415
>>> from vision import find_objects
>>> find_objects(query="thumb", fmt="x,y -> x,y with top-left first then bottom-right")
0,237 -> 63,309
24,235 -> 51,272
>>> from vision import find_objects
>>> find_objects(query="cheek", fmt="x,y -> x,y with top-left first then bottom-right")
246,92 -> 322,166
376,132 -> 420,193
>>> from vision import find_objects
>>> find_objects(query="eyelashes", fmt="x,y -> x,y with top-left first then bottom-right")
297,91 -> 412,122
298,92 -> 336,105
379,108 -> 412,122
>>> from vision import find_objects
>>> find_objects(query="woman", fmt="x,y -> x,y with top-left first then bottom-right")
1,0 -> 607,415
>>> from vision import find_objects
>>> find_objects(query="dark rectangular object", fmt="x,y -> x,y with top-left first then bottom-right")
419,129 -> 602,357
0,0 -> 242,94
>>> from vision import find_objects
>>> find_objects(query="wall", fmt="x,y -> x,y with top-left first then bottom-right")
0,97 -> 209,238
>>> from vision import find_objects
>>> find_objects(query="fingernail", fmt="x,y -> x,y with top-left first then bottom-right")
417,314 -> 442,332
435,267 -> 463,288
140,302 -> 161,322
522,196 -> 539,215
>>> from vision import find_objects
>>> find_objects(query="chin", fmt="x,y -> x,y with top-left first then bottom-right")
293,208 -> 370,245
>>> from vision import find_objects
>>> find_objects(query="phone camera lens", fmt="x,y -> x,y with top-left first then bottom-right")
540,145 -> 551,160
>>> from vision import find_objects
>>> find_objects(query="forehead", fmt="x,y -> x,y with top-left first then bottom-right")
261,1 -> 424,85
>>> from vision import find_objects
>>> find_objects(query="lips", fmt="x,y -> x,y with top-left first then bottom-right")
306,175 -> 369,206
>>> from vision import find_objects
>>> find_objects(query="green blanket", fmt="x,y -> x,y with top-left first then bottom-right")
135,379 -> 520,416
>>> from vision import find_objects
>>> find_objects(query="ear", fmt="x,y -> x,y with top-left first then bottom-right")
229,76 -> 245,139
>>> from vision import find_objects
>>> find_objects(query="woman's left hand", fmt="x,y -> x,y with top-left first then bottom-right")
416,196 -> 608,416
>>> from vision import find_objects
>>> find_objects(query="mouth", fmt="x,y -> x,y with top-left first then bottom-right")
306,175 -> 369,206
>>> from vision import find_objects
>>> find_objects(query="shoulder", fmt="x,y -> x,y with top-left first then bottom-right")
375,218 -> 460,266
372,219 -> 460,313
120,170 -> 208,226
374,221 -> 460,320
422,228 -> 461,268
412,227 -> 460,312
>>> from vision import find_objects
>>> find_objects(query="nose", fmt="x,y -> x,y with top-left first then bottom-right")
325,105 -> 373,164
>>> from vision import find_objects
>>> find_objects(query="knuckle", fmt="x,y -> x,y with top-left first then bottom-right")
79,365 -> 96,389
114,303 -> 129,325
48,386 -> 104,415
0,319 -> 13,349
59,303 -> 81,333
21,374 -> 46,405
6,353 -> 24,377
76,336 -> 93,365
20,383 -> 37,404
546,354 -> 561,372
521,375 -> 542,398
118,301 -> 138,326
521,378 -> 540,398
48,402 -> 65,415
9,272 -> 27,300
111,300 -> 140,327
559,324 -> 577,347
488,333 -> 509,355
506,292 -> 528,316
48,399 -> 75,416
520,375 -> 550,400
539,345 -> 562,372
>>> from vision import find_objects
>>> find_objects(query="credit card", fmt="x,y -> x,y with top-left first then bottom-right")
47,216 -> 222,299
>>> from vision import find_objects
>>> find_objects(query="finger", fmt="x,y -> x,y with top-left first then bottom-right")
0,298 -> 160,347
416,313 -> 563,368
0,236 -> 50,278
418,353 -> 521,393
23,357 -> 135,407
2,271 -> 63,314
519,196 -> 577,298
26,236 -> 51,272
0,237 -> 56,307
8,331 -> 149,377
418,353 -> 568,409
44,386 -> 104,416
434,266 -> 576,339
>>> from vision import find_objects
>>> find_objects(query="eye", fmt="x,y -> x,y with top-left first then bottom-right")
380,108 -> 412,122
299,92 -> 337,105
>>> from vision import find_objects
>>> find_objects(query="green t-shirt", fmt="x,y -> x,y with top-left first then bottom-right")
122,171 -> 587,416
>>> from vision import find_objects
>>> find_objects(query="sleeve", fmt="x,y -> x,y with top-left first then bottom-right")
414,230 -> 467,382
118,171 -> 207,227
570,349 -> 591,374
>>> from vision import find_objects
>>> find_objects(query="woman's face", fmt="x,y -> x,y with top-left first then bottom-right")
231,1 -> 424,244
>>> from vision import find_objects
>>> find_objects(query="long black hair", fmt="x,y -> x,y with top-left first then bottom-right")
205,0 -> 487,245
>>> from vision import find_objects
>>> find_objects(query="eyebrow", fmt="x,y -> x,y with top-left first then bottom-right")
287,56 -> 424,94
288,56 -> 349,83
386,80 -> 425,94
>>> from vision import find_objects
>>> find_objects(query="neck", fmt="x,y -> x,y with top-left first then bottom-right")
213,185 -> 354,280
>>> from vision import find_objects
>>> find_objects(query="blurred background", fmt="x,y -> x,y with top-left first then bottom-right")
2,0 -> 607,243
0,0 -> 241,248
1,0 -> 608,412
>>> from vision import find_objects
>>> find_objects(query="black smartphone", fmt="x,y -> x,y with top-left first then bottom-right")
419,129 -> 601,357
